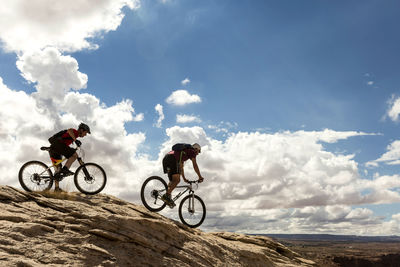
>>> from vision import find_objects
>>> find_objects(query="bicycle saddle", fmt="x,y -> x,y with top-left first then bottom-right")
40,147 -> 51,151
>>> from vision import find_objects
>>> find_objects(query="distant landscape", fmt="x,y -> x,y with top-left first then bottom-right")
262,234 -> 400,267
266,234 -> 400,242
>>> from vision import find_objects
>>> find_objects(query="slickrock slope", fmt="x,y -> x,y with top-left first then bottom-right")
0,186 -> 315,266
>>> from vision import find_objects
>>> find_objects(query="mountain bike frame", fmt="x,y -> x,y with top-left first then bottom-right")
39,146 -> 87,181
171,181 -> 199,203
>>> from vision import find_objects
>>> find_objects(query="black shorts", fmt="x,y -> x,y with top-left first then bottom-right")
162,154 -> 179,181
49,140 -> 76,159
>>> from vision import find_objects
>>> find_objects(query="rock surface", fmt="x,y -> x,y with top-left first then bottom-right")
0,186 -> 315,266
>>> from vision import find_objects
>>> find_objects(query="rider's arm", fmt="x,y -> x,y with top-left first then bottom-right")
190,157 -> 204,182
67,128 -> 77,141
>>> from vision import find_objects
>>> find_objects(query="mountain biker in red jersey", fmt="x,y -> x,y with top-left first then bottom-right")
161,143 -> 204,205
48,123 -> 91,191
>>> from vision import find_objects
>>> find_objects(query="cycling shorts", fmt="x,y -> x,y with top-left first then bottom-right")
162,154 -> 179,181
49,139 -> 76,159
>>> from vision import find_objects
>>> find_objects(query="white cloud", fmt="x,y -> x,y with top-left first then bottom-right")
154,104 -> 164,128
367,140 -> 400,167
166,89 -> 201,106
367,81 -> 374,86
16,47 -> 88,101
386,95 -> 400,122
0,0 -> 140,53
181,78 -> 190,86
176,114 -> 201,123
154,127 -> 392,209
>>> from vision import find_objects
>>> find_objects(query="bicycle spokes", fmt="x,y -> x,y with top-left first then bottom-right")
74,163 -> 107,195
140,176 -> 168,212
18,161 -> 53,192
178,194 -> 206,228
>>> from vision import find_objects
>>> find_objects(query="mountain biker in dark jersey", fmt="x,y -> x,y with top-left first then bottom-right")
48,123 -> 91,191
161,143 -> 204,205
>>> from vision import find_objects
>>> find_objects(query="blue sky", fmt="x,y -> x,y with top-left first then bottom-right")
74,0 -> 400,157
1,0 -> 400,234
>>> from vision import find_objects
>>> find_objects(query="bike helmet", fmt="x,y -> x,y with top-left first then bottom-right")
192,143 -> 201,153
78,123 -> 91,134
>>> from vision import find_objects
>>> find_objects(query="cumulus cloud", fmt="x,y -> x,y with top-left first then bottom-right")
16,47 -> 88,101
166,89 -> 201,106
155,127 -> 389,208
0,0 -> 140,53
176,114 -> 201,124
181,78 -> 190,86
154,104 -> 164,128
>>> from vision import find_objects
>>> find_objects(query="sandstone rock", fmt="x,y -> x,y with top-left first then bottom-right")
0,186 -> 315,266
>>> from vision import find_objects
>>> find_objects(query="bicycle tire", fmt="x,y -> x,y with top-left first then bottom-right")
74,163 -> 107,195
140,176 -> 168,212
18,161 -> 53,192
178,194 -> 206,228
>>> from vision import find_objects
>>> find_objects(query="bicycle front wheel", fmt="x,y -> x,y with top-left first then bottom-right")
140,176 -> 168,212
74,163 -> 107,195
18,161 -> 53,192
178,194 -> 206,228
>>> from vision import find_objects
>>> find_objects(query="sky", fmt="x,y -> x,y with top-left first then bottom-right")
1,0 -> 400,235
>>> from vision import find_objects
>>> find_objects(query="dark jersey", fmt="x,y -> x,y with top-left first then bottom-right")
169,148 -> 197,163
59,129 -> 78,146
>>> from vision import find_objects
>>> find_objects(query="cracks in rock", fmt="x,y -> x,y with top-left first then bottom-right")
33,201 -> 70,214
0,245 -> 25,256
127,206 -> 159,219
101,207 -> 117,214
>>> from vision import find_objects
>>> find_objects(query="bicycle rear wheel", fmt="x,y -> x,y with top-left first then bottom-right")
74,163 -> 107,195
178,194 -> 206,228
140,176 -> 168,212
18,161 -> 53,192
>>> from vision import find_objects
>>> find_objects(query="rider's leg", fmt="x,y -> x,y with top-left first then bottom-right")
64,152 -> 78,169
54,165 -> 61,189
167,173 -> 180,195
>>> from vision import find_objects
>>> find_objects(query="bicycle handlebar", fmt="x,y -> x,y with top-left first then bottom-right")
186,179 -> 203,184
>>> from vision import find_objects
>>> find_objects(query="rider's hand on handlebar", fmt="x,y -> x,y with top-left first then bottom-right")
198,176 -> 204,183
183,177 -> 189,183
75,140 -> 82,147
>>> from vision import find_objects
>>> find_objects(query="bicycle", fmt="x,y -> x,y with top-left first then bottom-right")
18,144 -> 107,195
140,176 -> 206,228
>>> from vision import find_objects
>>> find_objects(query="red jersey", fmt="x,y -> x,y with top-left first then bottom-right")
60,129 -> 79,146
169,148 -> 197,163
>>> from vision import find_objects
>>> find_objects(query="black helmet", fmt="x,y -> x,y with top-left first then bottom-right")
78,123 -> 91,134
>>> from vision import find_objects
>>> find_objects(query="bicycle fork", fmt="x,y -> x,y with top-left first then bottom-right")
78,158 -> 90,179
188,193 -> 195,213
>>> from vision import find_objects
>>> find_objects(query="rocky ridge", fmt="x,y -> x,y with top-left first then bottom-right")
0,186 -> 315,266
